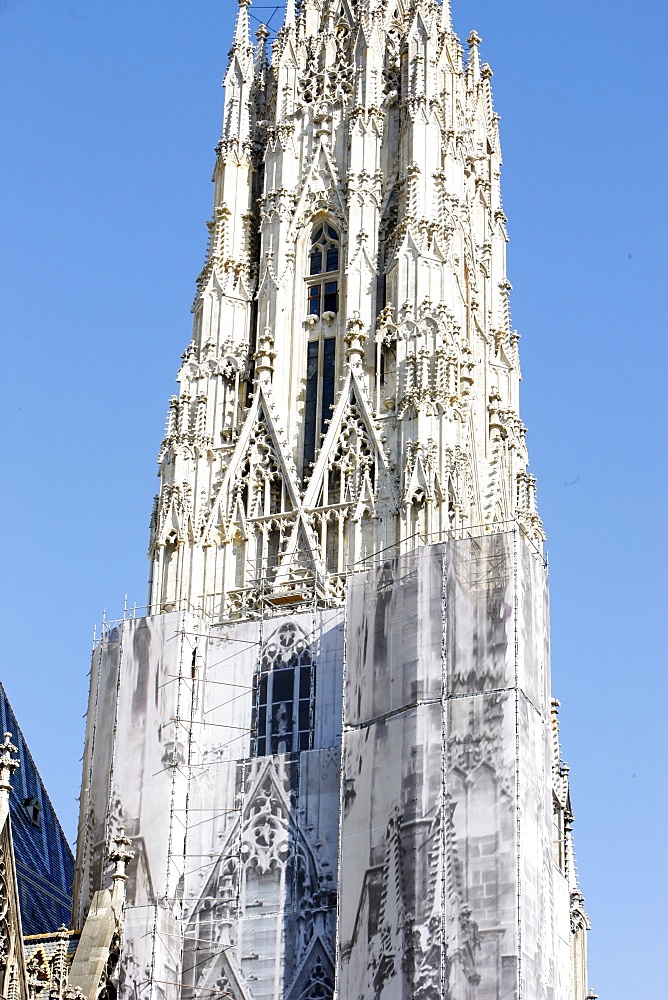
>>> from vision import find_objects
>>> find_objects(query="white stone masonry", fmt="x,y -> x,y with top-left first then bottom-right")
147,0 -> 544,621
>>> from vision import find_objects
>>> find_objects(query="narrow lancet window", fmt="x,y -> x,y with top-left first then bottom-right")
304,337 -> 336,476
303,222 -> 341,477
304,341 -> 319,473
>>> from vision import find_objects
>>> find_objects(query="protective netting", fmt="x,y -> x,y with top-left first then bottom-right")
75,531 -> 570,1000
338,533 -> 562,999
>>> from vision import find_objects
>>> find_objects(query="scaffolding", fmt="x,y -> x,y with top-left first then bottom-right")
75,522 -> 561,1000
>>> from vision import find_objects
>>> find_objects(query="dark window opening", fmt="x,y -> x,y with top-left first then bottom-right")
303,337 -> 335,477
253,623 -> 315,757
376,244 -> 387,313
246,295 -> 259,406
310,224 -> 339,276
322,338 -> 335,432
323,281 -> 338,314
307,223 -> 340,315
304,341 -> 319,473
307,280 -> 338,317
303,222 -> 341,476
22,796 -> 41,827
308,284 -> 321,315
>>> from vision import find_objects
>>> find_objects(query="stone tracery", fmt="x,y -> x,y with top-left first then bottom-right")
147,0 -> 547,622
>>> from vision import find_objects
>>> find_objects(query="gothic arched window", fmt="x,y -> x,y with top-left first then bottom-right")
307,223 -> 340,315
304,223 -> 341,477
253,622 -> 315,756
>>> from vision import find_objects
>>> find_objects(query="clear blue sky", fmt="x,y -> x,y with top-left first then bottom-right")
1,1 -> 666,995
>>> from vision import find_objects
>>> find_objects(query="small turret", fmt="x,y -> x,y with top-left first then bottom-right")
0,732 -> 19,830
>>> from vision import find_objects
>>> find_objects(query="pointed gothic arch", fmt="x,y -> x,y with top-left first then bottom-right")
285,937 -> 335,1000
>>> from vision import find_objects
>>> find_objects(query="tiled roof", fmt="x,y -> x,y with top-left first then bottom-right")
24,929 -> 81,962
0,684 -> 75,935
24,929 -> 81,998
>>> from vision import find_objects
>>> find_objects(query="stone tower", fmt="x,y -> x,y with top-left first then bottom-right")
73,3 -> 592,998
147,0 -> 542,620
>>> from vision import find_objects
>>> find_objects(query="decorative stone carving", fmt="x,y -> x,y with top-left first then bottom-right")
148,0 -> 550,614
72,8 -> 592,1000
0,846 -> 10,973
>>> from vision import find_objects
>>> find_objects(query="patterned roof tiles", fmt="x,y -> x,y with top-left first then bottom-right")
0,684 -> 75,935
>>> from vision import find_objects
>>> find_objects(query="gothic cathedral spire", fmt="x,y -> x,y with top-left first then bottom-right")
75,8 -> 592,1000
148,0 -> 543,618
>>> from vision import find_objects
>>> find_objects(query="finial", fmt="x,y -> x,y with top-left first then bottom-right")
0,733 -> 19,832
0,732 -> 19,792
109,827 -> 134,884
254,327 -> 276,385
345,313 -> 368,369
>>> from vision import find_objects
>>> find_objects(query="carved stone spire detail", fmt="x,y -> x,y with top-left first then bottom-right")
147,1 -> 545,617
0,735 -> 19,831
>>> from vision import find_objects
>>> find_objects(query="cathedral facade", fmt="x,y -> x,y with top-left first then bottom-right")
72,2 -> 592,998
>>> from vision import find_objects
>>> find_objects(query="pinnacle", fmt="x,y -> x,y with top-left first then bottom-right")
109,826 -> 134,885
466,29 -> 482,84
233,0 -> 252,50
0,732 -> 19,827
255,23 -> 270,75
284,0 -> 296,30
440,0 -> 452,33
0,732 -> 19,781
